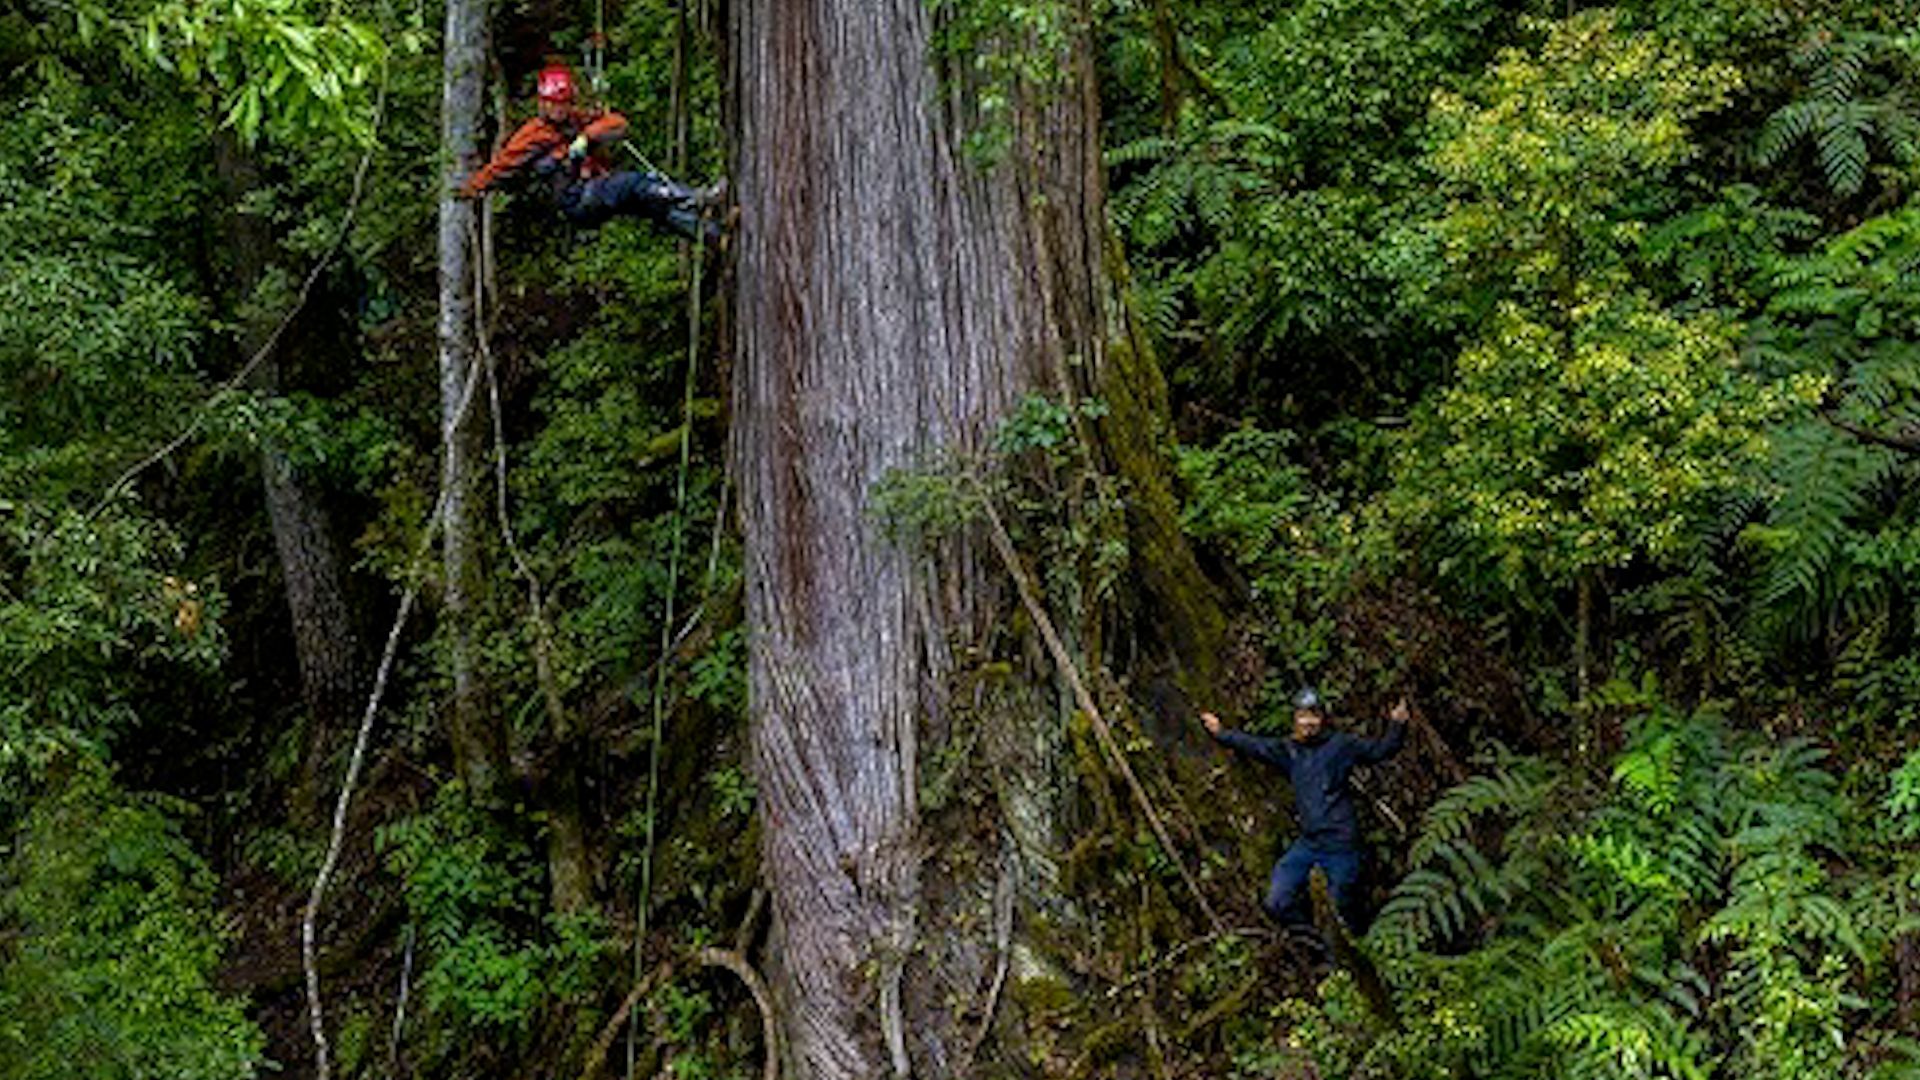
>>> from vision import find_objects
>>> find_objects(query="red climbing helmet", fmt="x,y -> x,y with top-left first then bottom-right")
536,62 -> 576,105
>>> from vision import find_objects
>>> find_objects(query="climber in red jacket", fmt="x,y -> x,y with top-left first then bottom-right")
458,60 -> 723,241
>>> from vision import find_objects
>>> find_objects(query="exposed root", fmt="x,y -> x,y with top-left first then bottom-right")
1308,872 -> 1398,1030
695,947 -> 781,1080
954,847 -> 1018,1077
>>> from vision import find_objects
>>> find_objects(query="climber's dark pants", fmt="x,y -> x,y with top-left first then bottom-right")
1264,840 -> 1363,929
559,171 -> 712,240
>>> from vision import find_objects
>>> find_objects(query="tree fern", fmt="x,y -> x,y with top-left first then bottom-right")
1315,708 -> 1880,1078
1406,754 -> 1556,865
1744,417 -> 1897,641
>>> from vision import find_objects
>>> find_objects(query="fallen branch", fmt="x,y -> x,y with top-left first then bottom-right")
578,960 -> 678,1080
386,923 -> 416,1077
1820,406 -> 1920,457
304,268 -> 491,1080
1140,996 -> 1172,1080
734,887 -> 768,956
1349,772 -> 1407,837
1309,871 -> 1398,1030
581,890 -> 769,1080
304,578 -> 420,1080
1103,926 -> 1274,1000
1408,702 -> 1468,784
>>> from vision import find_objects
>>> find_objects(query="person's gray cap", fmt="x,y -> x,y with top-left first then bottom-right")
1292,686 -> 1323,711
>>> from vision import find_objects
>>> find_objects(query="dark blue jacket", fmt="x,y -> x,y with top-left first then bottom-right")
1215,723 -> 1405,851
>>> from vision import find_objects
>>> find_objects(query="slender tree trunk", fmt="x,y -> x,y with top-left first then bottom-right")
439,0 -> 505,794
211,134 -> 366,819
261,453 -> 365,801
1576,571 -> 1593,702
1150,0 -> 1184,133
731,2 -> 1221,1077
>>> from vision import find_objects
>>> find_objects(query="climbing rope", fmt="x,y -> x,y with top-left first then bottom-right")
627,205 -> 710,1080
619,140 -> 669,179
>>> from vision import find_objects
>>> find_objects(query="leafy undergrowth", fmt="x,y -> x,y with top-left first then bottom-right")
1273,695 -> 1920,1080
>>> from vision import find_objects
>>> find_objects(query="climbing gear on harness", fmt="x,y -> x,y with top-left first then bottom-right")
584,0 -> 608,94
584,30 -> 608,96
568,133 -> 591,162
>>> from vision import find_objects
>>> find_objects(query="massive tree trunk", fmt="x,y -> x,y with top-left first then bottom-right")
211,133 -> 366,819
731,2 -> 1223,1077
437,0 -> 506,794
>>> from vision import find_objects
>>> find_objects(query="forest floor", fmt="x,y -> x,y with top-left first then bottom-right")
218,760 -> 419,1079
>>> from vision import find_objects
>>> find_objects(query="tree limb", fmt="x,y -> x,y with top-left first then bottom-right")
1103,926 -> 1274,1000
304,236 -> 490,1080
578,960 -> 678,1080
1821,406 -> 1920,456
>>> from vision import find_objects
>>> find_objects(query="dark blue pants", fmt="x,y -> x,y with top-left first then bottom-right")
1264,840 -> 1363,928
561,172 -> 715,241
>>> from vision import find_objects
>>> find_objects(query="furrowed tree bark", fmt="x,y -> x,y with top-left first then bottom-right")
731,2 -> 1223,1077
211,133 -> 366,819
439,0 -> 506,794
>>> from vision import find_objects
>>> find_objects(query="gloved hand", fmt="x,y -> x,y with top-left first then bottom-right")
568,134 -> 590,162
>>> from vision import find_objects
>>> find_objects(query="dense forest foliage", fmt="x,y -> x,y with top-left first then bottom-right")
1,0 -> 1917,1077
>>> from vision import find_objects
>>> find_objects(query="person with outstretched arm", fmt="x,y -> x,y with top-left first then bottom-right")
457,59 -> 725,242
1201,688 -> 1408,936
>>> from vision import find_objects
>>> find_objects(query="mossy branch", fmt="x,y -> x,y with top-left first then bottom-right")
980,495 -> 1225,932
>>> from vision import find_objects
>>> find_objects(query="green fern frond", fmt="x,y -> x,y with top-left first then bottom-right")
1102,133 -> 1176,168
1883,99 -> 1920,163
1758,30 -> 1920,197
1542,1003 -> 1709,1080
1324,710 -> 1873,1080
1757,100 -> 1821,166
1376,866 -> 1472,945
1407,760 -> 1555,866
1817,103 -> 1873,195
1810,41 -> 1868,104
1746,418 -> 1897,637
